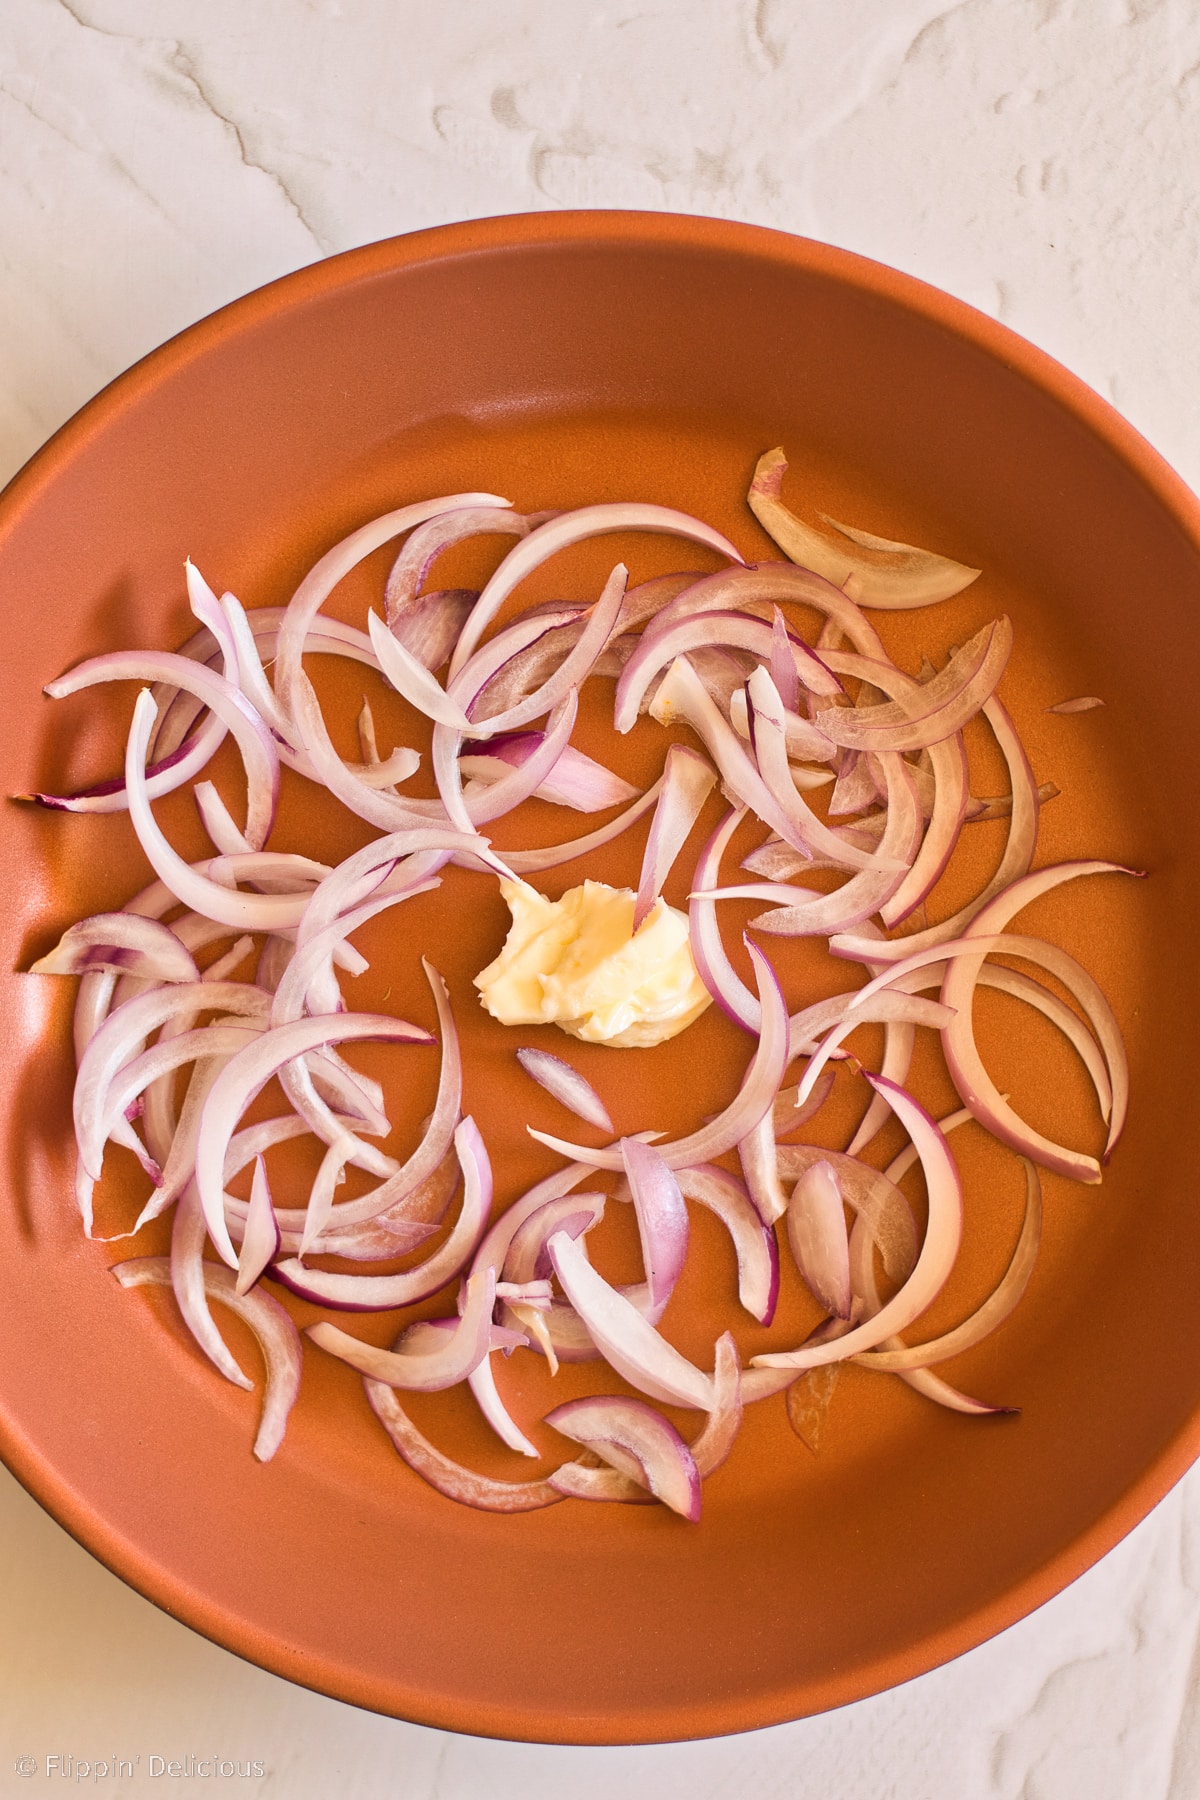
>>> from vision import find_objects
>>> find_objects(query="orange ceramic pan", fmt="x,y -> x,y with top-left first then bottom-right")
0,212 -> 1197,1744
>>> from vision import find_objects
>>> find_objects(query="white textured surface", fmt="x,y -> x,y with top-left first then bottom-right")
3,1 -> 1200,1793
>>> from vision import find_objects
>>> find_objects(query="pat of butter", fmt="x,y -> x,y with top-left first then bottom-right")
474,879 -> 712,1048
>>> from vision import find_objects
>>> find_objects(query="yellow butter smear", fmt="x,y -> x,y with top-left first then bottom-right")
474,879 -> 712,1048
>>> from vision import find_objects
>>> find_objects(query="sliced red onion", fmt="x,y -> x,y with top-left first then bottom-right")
844,1111 -> 1011,1417
811,619 -> 1011,753
383,590 -> 479,678
503,1194 -> 607,1293
515,1048 -> 614,1132
459,562 -> 627,742
366,608 -> 473,729
787,1160 -> 852,1319
169,1181 -> 252,1388
307,1267 -> 496,1390
284,959 -> 463,1238
459,736 -> 640,813
545,1462 -> 651,1503
827,751 -> 882,816
774,1068 -> 837,1138
235,1157 -> 280,1295
1048,696 -> 1104,714
939,861 -> 1139,1182
856,1157 -> 1042,1373
638,561 -> 888,661
471,1163 -> 594,1285
194,1011 -> 434,1267
629,744 -> 716,931
364,1380 -> 563,1511
271,494 -> 506,720
543,1396 -> 701,1521
219,1117 -> 455,1262
466,1347 -> 541,1460
125,695 -> 322,929
968,779 -> 1060,822
49,652 -> 279,849
688,1333 -> 743,1476
30,914 -> 199,983
615,610 -> 841,733
674,1167 -> 777,1325
620,1137 -> 689,1310
114,1253 -> 301,1461
89,1019 -> 263,1187
647,656 -> 825,863
775,1146 -> 918,1286
753,1076 -> 963,1370
737,1108 -> 790,1226
688,807 -> 759,1032
830,692 -> 1041,963
844,1015 -> 916,1157
502,777 -> 665,874
295,1141 -> 353,1258
431,687 -> 577,836
74,979 -> 271,1180
138,1052 -> 241,1229
437,606 -> 583,726
705,755 -> 923,941
448,503 -> 743,680
768,605 -> 801,712
193,780 -> 254,857
272,1116 -> 491,1309
817,648 -> 971,924
501,1186 -> 669,1369
469,612 -> 597,721
547,1230 -> 714,1410
747,667 -> 905,875
846,933 -> 1121,1143
283,672 -> 450,834
748,448 -> 980,606
529,939 -> 788,1171
294,828 -> 503,956
32,581 -> 240,815
352,699 -> 424,790
385,506 -> 528,628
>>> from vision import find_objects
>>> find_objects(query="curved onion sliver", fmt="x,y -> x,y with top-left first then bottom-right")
939,861 -> 1139,1182
115,1253 -> 301,1461
752,1076 -> 963,1371
748,448 -> 980,606
448,502 -> 743,679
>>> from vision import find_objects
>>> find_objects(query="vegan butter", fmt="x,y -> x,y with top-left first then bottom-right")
474,878 -> 712,1048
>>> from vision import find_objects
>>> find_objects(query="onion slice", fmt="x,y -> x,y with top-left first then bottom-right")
752,1076 -> 963,1370
273,1116 -> 492,1310
748,449 -> 980,606
307,1267 -> 497,1390
855,1157 -> 1042,1372
547,1230 -> 714,1411
194,1012 -> 435,1267
30,914 -> 199,983
940,861 -> 1138,1182
676,1167 -> 778,1325
810,619 -> 1012,753
448,503 -> 743,679
114,1255 -> 301,1461
543,1395 -> 701,1521
529,939 -> 788,1171
633,744 -> 717,931
787,1160 -> 852,1319
235,1157 -> 281,1295
365,1380 -> 563,1510
516,1048 -> 614,1132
